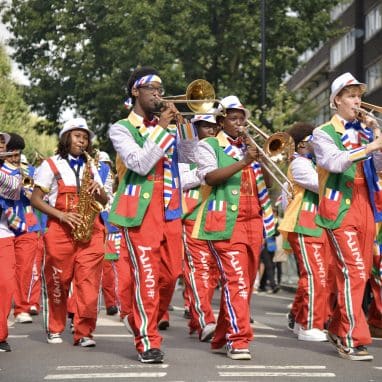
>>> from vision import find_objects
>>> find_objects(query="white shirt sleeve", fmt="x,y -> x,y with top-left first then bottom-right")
290,157 -> 319,194
108,122 -> 166,176
312,128 -> 353,173
195,140 -> 218,183
179,163 -> 201,191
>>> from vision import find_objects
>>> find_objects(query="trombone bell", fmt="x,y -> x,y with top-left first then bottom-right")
160,79 -> 224,116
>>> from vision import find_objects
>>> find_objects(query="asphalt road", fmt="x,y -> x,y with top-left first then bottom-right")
1,287 -> 381,382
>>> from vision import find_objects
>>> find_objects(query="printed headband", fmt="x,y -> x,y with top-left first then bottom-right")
125,74 -> 163,109
133,74 -> 162,89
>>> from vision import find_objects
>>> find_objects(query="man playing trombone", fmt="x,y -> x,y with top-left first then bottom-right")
193,95 -> 276,360
312,72 -> 382,361
108,66 -> 186,364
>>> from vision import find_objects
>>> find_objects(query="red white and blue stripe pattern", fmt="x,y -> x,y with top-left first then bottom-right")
123,184 -> 141,196
324,188 -> 340,201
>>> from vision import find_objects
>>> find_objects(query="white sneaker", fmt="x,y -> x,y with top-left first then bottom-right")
29,306 -> 39,315
227,348 -> 251,360
200,323 -> 216,342
47,333 -> 63,344
15,312 -> 33,323
293,322 -> 301,335
77,337 -> 96,347
298,328 -> 328,342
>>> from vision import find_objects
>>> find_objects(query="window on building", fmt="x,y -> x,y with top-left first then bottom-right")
330,0 -> 353,21
365,4 -> 382,40
366,58 -> 382,92
330,29 -> 356,68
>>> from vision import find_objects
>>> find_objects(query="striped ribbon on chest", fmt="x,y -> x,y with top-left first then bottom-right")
251,162 -> 275,236
341,127 -> 372,150
139,124 -> 176,209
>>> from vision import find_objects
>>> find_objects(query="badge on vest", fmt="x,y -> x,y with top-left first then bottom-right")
205,200 -> 226,232
115,184 -> 141,218
318,188 -> 342,222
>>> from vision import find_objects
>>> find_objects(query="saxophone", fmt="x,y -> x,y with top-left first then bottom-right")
72,150 -> 103,243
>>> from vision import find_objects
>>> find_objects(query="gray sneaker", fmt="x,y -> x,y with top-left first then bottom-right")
227,348 -> 251,360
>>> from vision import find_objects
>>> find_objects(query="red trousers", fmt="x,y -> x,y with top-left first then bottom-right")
124,182 -> 182,353
0,237 -> 16,342
288,231 -> 330,330
327,180 -> 375,347
183,219 -> 219,335
368,244 -> 382,329
13,232 -> 39,316
209,195 -> 263,351
43,219 -> 104,343
102,260 -> 118,309
116,234 -> 133,320
28,235 -> 44,311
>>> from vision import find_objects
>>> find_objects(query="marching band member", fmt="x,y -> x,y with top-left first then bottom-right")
279,123 -> 330,342
193,96 -> 275,360
312,72 -> 382,361
1,134 -> 41,325
180,112 -> 220,342
31,118 -> 108,347
108,66 -> 184,364
0,131 -> 21,352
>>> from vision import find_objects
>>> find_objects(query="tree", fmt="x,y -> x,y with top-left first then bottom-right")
0,43 -> 57,160
1,0 -> 341,145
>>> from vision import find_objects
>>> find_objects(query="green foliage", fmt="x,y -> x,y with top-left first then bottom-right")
1,0 -> 341,143
0,44 -> 57,161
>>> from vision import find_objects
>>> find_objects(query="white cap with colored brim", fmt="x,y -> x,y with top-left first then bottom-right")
0,132 -> 11,145
191,110 -> 217,125
59,117 -> 95,140
217,95 -> 251,119
330,72 -> 366,109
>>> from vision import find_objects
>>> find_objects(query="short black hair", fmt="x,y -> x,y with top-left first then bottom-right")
287,122 -> 315,148
6,132 -> 25,151
126,66 -> 160,105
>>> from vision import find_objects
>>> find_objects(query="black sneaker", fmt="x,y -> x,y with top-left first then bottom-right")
183,309 -> 191,319
138,348 -> 164,363
287,312 -> 295,331
158,319 -> 170,330
0,341 -> 11,352
106,306 -> 118,316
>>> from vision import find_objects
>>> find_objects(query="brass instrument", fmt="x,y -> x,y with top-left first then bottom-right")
240,120 -> 295,199
353,101 -> 382,126
160,79 -> 226,116
72,150 -> 103,243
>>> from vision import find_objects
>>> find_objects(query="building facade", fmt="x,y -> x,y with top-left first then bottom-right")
287,0 -> 382,126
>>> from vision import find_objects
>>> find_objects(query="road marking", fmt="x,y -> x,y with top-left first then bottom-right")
374,366 -> 382,369
250,320 -> 275,330
218,372 -> 335,377
95,316 -> 124,327
8,334 -> 29,338
256,294 -> 294,301
253,334 -> 278,338
44,372 -> 167,379
266,312 -> 288,316
217,365 -> 327,369
57,365 -> 169,370
93,334 -> 133,338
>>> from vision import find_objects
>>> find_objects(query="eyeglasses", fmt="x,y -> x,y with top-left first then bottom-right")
138,85 -> 165,96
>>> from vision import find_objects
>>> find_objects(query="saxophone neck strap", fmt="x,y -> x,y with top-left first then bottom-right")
66,158 -> 81,193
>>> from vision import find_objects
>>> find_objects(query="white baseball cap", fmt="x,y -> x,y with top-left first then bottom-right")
217,95 -> 251,119
330,72 -> 366,109
191,110 -> 217,125
98,151 -> 111,163
59,117 -> 95,140
0,132 -> 11,145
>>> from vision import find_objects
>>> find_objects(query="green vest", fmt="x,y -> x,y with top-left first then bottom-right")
192,138 -> 241,240
108,120 -> 157,228
315,123 -> 356,229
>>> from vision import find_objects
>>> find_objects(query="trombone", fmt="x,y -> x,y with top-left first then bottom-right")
240,120 -> 295,199
353,101 -> 382,127
159,79 -> 226,116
